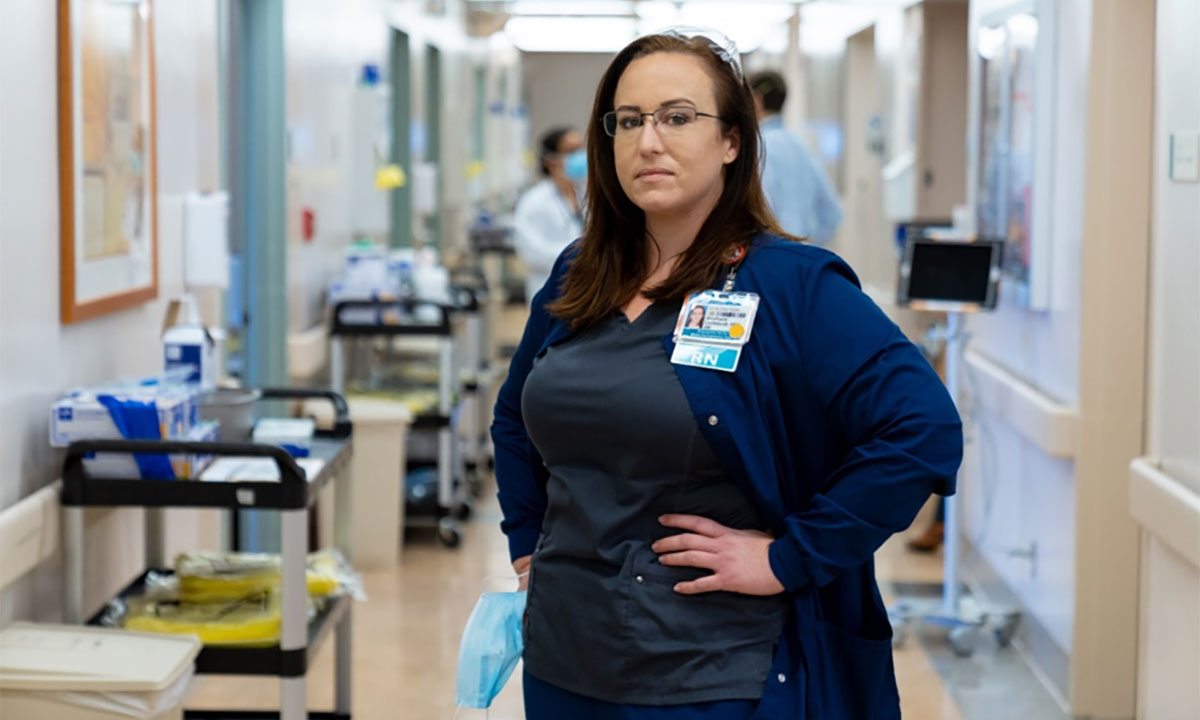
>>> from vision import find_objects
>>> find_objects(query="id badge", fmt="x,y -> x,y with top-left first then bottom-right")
674,291 -> 760,345
670,341 -> 744,373
671,290 -> 760,373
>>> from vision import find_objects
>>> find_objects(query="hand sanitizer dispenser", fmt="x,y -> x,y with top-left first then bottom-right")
162,296 -> 216,389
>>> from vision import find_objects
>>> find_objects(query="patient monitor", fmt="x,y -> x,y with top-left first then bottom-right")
897,235 -> 1004,312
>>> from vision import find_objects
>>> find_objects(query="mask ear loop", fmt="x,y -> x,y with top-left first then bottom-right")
454,705 -> 489,720
478,571 -> 531,593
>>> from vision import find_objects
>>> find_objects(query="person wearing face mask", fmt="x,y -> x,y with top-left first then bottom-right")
513,127 -> 587,305
489,29 -> 962,719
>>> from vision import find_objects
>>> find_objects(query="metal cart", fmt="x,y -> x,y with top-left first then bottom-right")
469,223 -> 518,363
61,388 -> 355,720
329,299 -> 468,547
449,279 -> 493,495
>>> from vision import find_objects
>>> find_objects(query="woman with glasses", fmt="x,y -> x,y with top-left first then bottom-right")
492,30 -> 962,720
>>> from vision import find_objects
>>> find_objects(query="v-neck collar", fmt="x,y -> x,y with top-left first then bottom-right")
615,300 -> 681,330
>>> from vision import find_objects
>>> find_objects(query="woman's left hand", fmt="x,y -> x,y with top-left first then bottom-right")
652,515 -> 786,596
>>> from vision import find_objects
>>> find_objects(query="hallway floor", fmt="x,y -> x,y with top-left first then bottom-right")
185,487 -> 1068,719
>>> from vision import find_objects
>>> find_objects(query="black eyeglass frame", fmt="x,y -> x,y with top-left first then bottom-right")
601,108 -> 726,138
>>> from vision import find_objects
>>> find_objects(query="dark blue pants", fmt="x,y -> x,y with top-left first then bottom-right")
522,670 -> 759,720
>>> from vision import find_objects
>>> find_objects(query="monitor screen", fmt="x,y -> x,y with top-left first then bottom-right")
906,241 -> 996,304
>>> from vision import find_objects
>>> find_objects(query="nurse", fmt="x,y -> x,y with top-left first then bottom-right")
513,126 -> 586,305
492,30 -> 962,720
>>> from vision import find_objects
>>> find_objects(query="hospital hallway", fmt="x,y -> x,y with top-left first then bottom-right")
3,1 -> 1197,718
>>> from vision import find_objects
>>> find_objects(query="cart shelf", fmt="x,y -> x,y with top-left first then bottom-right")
62,434 -> 351,510
88,570 -> 352,678
330,299 -> 454,337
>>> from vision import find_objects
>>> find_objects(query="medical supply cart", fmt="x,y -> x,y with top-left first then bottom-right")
329,299 -> 468,548
61,388 -> 356,720
449,278 -> 493,496
469,222 -> 518,362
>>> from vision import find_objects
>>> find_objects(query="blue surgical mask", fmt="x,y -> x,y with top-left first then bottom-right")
454,590 -> 527,710
564,149 -> 587,183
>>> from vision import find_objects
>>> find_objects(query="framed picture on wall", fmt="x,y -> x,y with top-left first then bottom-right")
58,0 -> 158,324
974,0 -> 1055,309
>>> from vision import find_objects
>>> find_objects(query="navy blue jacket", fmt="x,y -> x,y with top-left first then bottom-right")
491,234 -> 963,719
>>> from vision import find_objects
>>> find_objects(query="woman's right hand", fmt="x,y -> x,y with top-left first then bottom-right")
513,555 -> 532,591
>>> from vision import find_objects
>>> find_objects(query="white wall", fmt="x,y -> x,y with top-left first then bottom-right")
1137,535 -> 1200,720
0,0 -> 222,621
284,0 -> 390,333
521,52 -> 610,153
1136,0 -> 1200,715
960,0 -> 1091,658
1145,0 -> 1200,497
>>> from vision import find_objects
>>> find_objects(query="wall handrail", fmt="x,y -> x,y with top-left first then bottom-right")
1129,457 -> 1200,568
963,347 -> 1080,459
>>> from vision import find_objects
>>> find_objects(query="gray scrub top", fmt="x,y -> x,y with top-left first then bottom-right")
520,301 -> 789,705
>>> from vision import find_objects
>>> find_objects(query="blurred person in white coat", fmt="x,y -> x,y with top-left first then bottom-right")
514,127 -> 586,305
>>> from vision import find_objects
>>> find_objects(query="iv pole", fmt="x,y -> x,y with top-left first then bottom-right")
888,309 -> 1018,657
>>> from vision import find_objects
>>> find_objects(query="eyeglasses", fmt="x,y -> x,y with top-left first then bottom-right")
602,106 -> 725,139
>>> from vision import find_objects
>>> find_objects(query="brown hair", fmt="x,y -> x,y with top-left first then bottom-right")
547,33 -> 794,329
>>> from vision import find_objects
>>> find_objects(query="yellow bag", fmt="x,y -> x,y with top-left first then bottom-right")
123,594 -> 281,647
176,550 -> 344,603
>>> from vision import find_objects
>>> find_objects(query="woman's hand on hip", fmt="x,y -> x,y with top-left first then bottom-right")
653,515 -> 785,596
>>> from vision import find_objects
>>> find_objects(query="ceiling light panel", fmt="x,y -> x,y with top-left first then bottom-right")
505,15 -> 637,52
508,0 -> 636,16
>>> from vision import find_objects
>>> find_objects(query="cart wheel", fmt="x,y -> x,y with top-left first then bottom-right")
949,625 -> 978,658
992,614 -> 1019,648
454,501 -> 473,521
438,519 -> 462,548
463,468 -> 483,498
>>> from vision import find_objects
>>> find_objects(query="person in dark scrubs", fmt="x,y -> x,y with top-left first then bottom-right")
492,30 -> 962,720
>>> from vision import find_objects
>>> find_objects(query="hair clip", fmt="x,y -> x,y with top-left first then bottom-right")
657,26 -> 744,80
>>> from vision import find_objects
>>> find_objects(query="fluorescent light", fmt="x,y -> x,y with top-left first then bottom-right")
508,1 -> 636,16
814,0 -> 918,7
636,2 -> 794,27
760,23 -> 789,54
1006,13 -> 1038,48
505,16 -> 637,52
798,3 -> 889,55
977,25 -> 1007,61
635,2 -> 793,54
635,3 -> 680,24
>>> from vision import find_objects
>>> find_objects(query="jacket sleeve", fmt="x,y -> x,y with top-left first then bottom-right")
489,250 -> 570,561
767,259 -> 963,591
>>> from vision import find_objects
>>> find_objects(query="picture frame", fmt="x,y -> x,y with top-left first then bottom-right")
58,0 -> 158,324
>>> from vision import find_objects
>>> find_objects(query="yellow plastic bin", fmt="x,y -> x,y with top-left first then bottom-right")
0,624 -> 201,720
306,396 -> 412,570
